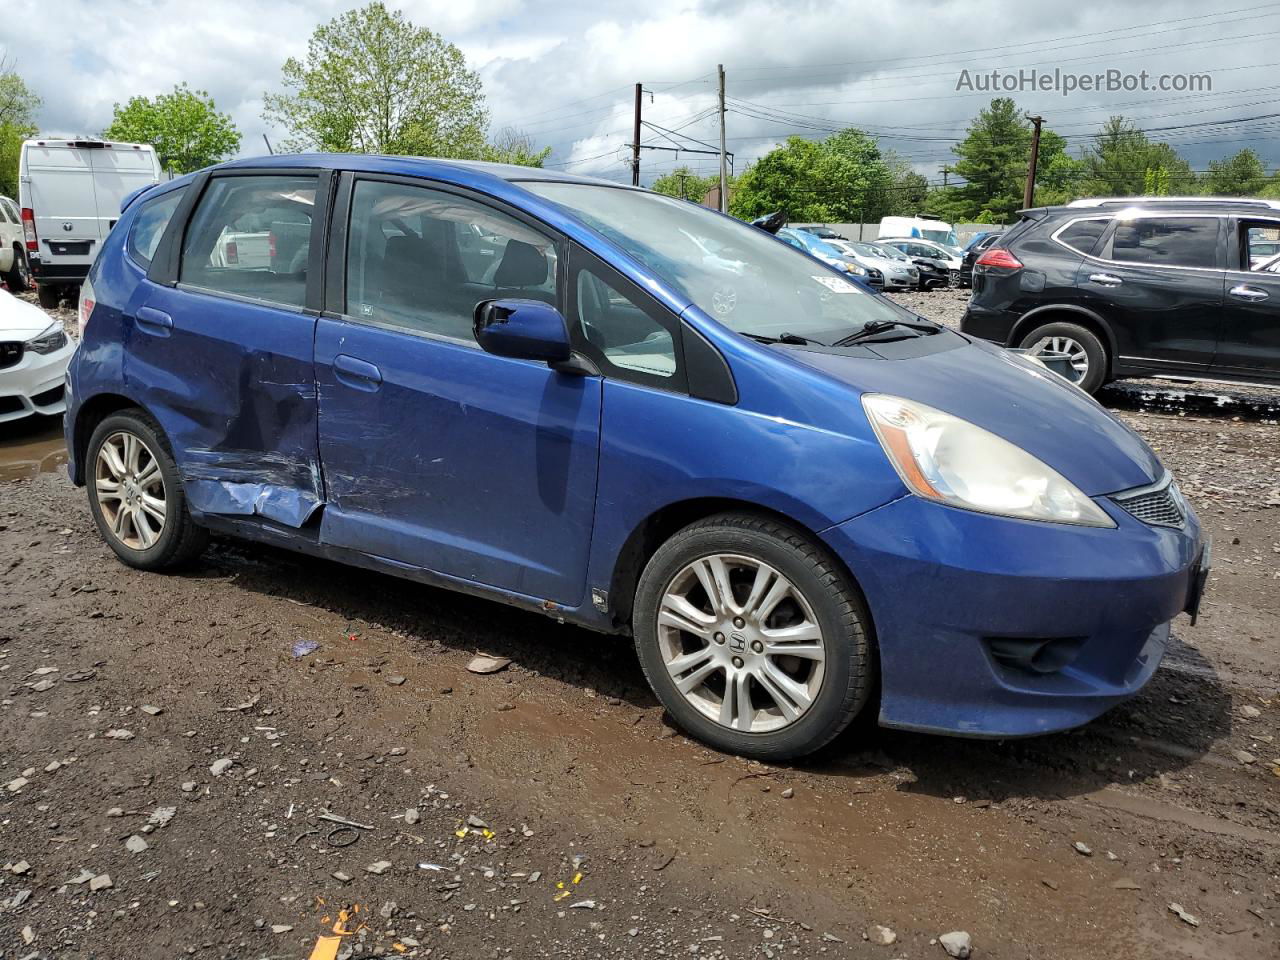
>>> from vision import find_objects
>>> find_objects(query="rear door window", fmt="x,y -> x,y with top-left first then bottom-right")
179,175 -> 316,308
127,188 -> 186,268
1109,217 -> 1220,269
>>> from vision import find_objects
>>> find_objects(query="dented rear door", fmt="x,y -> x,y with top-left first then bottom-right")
125,170 -> 330,527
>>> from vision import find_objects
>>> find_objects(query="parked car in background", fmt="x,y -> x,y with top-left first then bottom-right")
19,138 -> 161,308
0,287 -> 73,423
1256,251 -> 1280,273
776,227 -> 873,285
0,196 -> 32,291
66,155 -> 1207,760
1245,231 -> 1280,268
880,238 -> 957,289
796,224 -> 847,241
959,232 -> 1002,287
962,196 -> 1280,394
878,214 -> 958,247
828,240 -> 919,290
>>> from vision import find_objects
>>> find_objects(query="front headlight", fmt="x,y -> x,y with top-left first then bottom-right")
26,322 -> 69,355
862,394 -> 1115,527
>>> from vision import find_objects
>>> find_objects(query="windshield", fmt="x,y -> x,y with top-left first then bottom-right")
527,182 -> 911,340
849,242 -> 883,258
868,243 -> 909,261
921,228 -> 959,246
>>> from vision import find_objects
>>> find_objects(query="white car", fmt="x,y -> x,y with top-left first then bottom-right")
0,195 -> 31,291
828,240 -> 919,290
0,289 -> 74,423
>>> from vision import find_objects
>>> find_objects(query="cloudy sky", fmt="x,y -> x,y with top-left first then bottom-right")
7,0 -> 1280,187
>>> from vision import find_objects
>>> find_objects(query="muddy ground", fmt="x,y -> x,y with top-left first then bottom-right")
1,289 -> 1278,960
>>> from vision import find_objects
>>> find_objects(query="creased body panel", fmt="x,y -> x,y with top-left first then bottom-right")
123,283 -> 322,527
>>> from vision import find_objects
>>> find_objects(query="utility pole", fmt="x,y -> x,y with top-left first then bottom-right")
939,165 -> 951,188
631,82 -> 643,187
1024,115 -> 1043,209
717,64 -> 728,212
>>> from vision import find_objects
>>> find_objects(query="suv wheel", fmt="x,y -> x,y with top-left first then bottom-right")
1019,321 -> 1108,393
5,248 -> 30,292
633,513 -> 873,760
86,410 -> 208,570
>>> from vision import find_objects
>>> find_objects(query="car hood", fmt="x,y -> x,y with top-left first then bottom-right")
788,335 -> 1162,496
0,291 -> 56,339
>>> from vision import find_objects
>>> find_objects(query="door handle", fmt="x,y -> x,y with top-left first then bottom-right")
1228,284 -> 1269,302
333,353 -> 383,391
1088,273 -> 1123,286
135,306 -> 173,336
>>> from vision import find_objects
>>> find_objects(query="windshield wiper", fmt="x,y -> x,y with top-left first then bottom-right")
831,319 -> 938,347
743,331 -> 827,346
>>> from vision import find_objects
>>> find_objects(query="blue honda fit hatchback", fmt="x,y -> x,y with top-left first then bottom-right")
64,154 -> 1208,758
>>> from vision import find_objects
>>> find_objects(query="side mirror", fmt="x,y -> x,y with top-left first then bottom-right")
473,299 -> 572,364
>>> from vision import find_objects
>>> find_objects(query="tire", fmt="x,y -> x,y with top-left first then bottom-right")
86,409 -> 208,571
1018,320 -> 1108,394
633,513 -> 873,760
36,284 -> 60,309
5,247 -> 31,292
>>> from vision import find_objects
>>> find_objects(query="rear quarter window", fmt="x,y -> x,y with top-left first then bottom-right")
127,188 -> 186,268
1054,218 -> 1109,257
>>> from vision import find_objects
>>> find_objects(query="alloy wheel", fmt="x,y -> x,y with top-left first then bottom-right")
657,554 -> 826,733
95,431 -> 168,550
1029,334 -> 1089,377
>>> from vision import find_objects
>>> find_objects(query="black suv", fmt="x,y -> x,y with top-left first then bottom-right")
962,197 -> 1280,393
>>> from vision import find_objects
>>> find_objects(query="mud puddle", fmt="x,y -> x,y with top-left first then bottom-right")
0,415 -> 67,481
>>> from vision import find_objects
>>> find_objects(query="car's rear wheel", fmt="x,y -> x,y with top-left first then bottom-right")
86,410 -> 207,571
1019,320 -> 1108,394
633,513 -> 873,760
5,247 -> 30,291
36,284 -> 61,309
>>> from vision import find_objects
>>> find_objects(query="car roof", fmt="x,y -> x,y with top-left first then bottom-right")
213,152 -> 622,189
1027,197 -> 1280,218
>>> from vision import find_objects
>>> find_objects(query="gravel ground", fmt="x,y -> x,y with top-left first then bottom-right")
1,290 -> 1278,960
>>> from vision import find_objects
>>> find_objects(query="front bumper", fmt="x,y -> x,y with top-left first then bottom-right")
0,336 -> 74,422
823,493 -> 1203,738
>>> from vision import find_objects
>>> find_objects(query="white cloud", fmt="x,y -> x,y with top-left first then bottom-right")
6,0 -> 1276,182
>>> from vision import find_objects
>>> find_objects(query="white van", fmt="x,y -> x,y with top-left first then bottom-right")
877,214 -> 958,249
19,139 -> 161,307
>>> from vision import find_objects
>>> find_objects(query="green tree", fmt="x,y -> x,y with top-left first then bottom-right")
882,151 -> 929,215
263,1 -> 488,157
1204,148 -> 1270,196
1080,116 -> 1197,196
104,83 -> 240,175
930,98 -> 1077,223
651,165 -> 720,202
481,127 -> 551,167
0,60 -> 40,198
728,129 -> 897,222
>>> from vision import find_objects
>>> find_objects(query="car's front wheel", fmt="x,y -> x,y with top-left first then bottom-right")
1019,320 -> 1108,393
633,513 -> 873,760
86,410 -> 208,570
